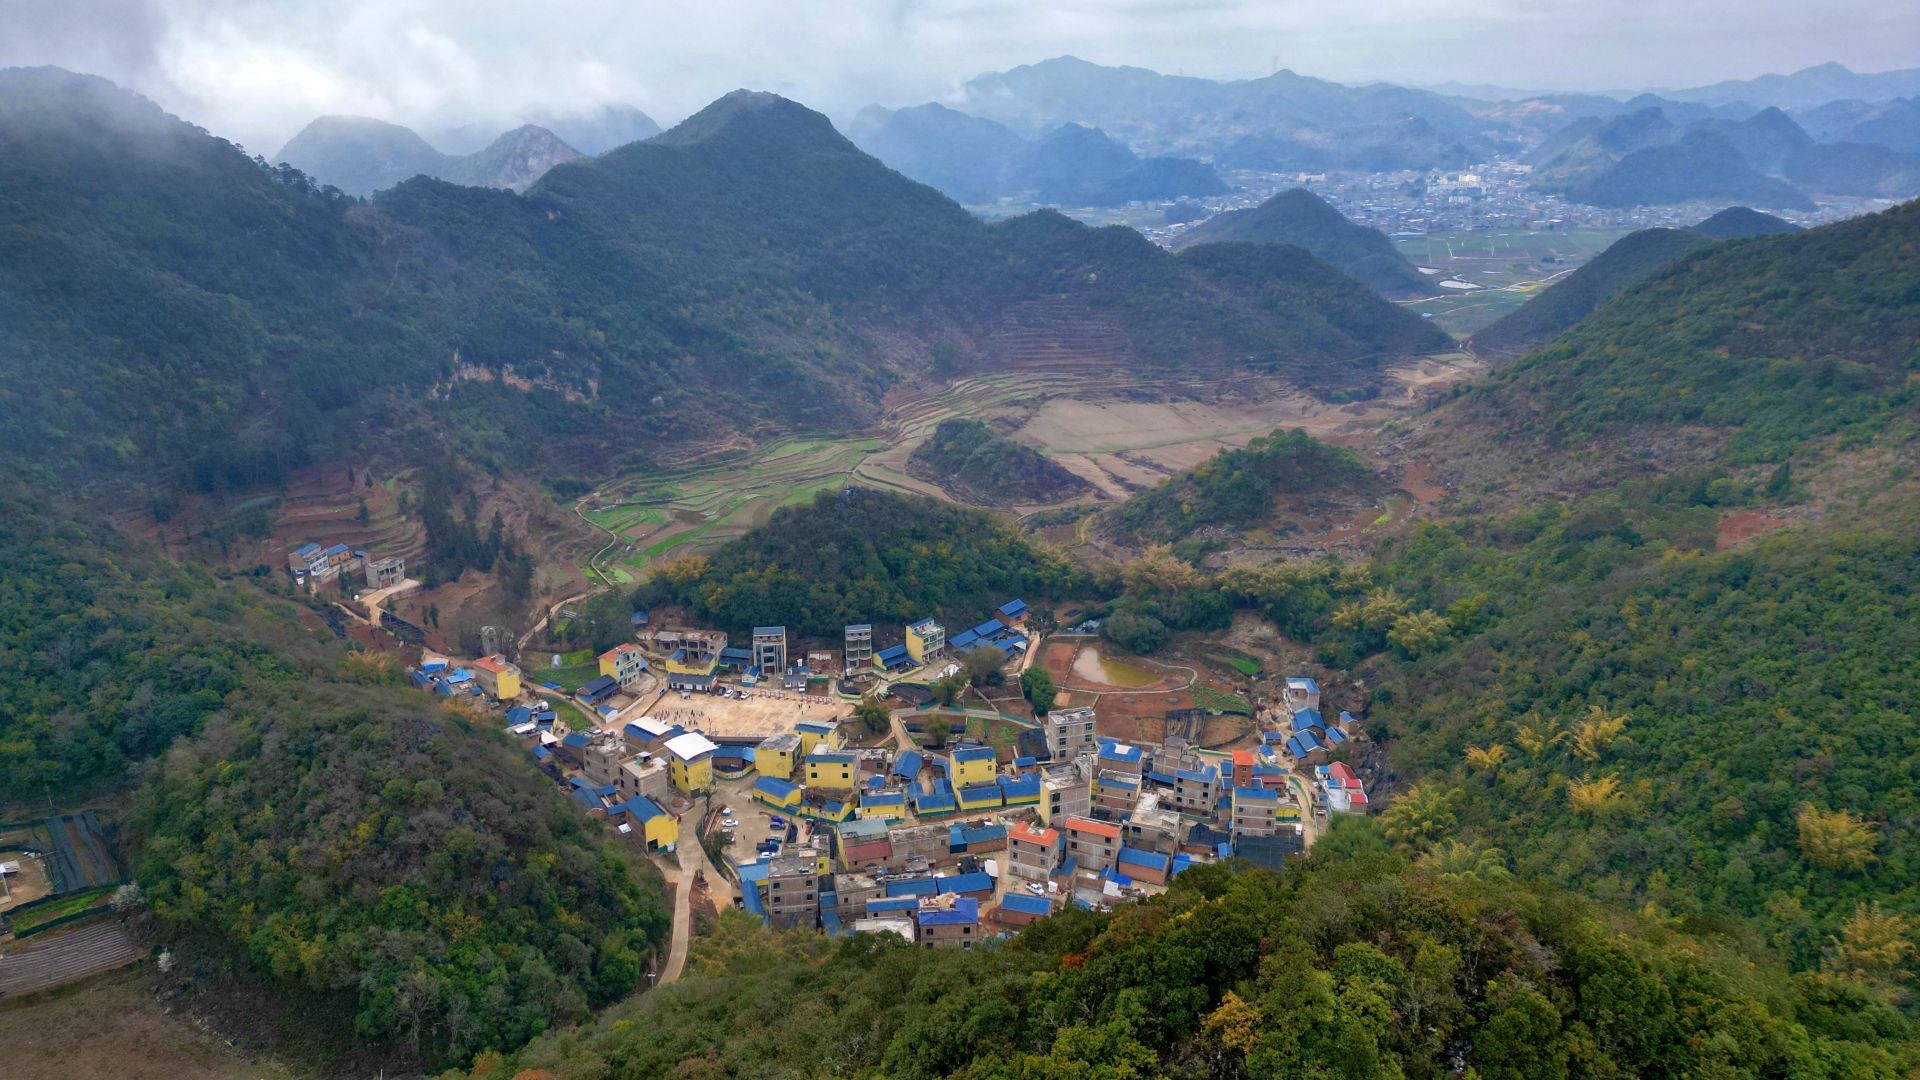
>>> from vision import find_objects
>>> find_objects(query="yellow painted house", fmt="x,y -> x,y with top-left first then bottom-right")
664,648 -> 719,677
626,796 -> 678,851
795,720 -> 841,758
906,618 -> 944,664
470,654 -> 522,700
804,752 -> 855,791
757,733 -> 801,780
664,732 -> 718,795
948,745 -> 997,788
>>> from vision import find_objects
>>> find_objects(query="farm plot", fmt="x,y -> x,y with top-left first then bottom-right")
1391,228 -> 1627,336
0,920 -> 139,997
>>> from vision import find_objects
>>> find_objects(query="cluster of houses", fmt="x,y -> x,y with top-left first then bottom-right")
395,590 -> 1371,947
285,540 -> 405,591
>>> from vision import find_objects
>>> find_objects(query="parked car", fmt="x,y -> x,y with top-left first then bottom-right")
1025,882 -> 1045,895
769,815 -> 785,826
721,818 -> 738,828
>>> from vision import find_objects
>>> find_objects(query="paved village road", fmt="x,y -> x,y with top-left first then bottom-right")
657,847 -> 695,986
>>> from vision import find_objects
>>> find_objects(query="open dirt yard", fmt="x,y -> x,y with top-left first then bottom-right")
0,970 -> 302,1080
618,688 -> 850,742
0,854 -> 53,913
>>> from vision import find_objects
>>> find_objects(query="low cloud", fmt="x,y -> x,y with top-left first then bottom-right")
2,0 -> 1915,154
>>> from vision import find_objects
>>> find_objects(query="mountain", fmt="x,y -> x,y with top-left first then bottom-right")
437,123 -> 582,191
1669,61 -> 1920,108
846,102 -> 1024,203
274,114 -> 451,195
952,55 -> 1489,166
1691,106 -> 1814,171
1691,204 -> 1801,239
1569,130 -> 1814,209
1172,188 -> 1432,298
1844,97 -> 1920,155
1487,198 -> 1920,458
0,71 -> 1439,490
999,121 -> 1225,206
1113,427 -> 1371,542
1784,141 -> 1920,197
277,114 -> 585,195
1529,106 -> 1680,190
1474,206 -> 1799,356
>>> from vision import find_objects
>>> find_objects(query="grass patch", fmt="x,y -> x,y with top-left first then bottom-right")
10,886 -> 112,932
1192,687 -> 1254,716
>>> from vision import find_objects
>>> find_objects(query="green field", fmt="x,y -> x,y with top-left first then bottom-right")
577,373 -> 1058,580
1394,228 -> 1628,337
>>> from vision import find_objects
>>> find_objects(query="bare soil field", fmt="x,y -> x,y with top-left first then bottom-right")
0,970 -> 301,1080
1717,509 -> 1790,550
623,690 -> 849,742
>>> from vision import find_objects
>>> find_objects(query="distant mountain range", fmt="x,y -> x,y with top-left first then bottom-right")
847,105 -> 1226,207
1664,62 -> 1920,109
1169,187 -> 1431,298
1473,207 -> 1797,355
1528,103 -> 1919,208
275,103 -> 663,197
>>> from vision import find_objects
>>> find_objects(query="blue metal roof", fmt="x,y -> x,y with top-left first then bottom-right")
754,776 -> 799,799
531,745 -> 552,761
947,629 -> 981,649
561,731 -> 592,748
893,750 -> 924,777
1097,740 -> 1144,764
1175,766 -> 1219,782
998,775 -> 1041,799
918,898 -> 978,926
952,745 -> 996,763
808,752 -> 855,764
578,674 -> 620,700
885,877 -> 938,898
1234,785 -> 1278,801
626,796 -> 668,823
867,897 -> 919,914
998,599 -> 1027,618
999,892 -> 1051,915
1118,846 -> 1170,871
862,790 -> 906,806
294,542 -> 321,557
1291,708 -> 1324,732
938,871 -> 993,894
631,610 -> 650,625
970,619 -> 1005,639
877,644 -> 911,664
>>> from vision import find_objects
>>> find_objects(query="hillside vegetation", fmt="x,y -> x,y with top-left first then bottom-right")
908,418 -> 1091,505
1478,198 -> 1920,461
0,482 -> 668,1070
1115,428 -> 1374,543
1174,187 -> 1433,298
650,488 -> 1087,638
471,838 -> 1918,1079
1362,475 -> 1920,986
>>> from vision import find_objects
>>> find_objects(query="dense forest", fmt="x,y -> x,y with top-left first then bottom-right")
471,825 -> 1919,1078
0,481 -> 668,1069
1359,475 -> 1920,981
1114,428 -> 1374,543
648,487 -> 1087,638
136,682 -> 669,1068
907,418 -> 1091,505
1479,198 -> 1920,461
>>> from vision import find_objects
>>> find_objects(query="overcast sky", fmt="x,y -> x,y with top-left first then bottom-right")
4,0 -> 1915,153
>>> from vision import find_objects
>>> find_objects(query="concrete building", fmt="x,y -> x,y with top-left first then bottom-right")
598,643 -> 649,689
469,654 -> 522,700
1231,785 -> 1296,838
1043,707 -> 1098,759
915,895 -> 980,948
752,626 -> 788,673
833,872 -> 882,920
765,852 -> 820,930
757,732 -> 801,780
995,891 -> 1054,927
805,751 -> 856,791
1284,677 -> 1322,714
617,756 -> 671,804
664,731 -> 719,795
661,629 -> 727,676
844,624 -> 874,672
1038,763 -> 1090,826
905,618 -> 945,665
365,554 -> 406,589
1064,816 -> 1121,872
624,796 -> 678,852
1007,822 -> 1064,882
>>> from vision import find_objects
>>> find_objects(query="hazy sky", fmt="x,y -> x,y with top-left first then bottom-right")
4,0 -> 1916,153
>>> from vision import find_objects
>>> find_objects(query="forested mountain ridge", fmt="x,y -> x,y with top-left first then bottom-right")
908,417 -> 1092,505
0,69 -> 1441,495
1471,207 -> 1795,356
1471,197 -> 1920,461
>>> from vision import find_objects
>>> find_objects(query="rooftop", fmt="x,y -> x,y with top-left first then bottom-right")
664,732 -> 720,760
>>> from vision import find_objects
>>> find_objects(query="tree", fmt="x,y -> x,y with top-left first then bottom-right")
1021,666 -> 1057,715
854,697 -> 890,735
1380,782 -> 1456,850
1797,805 -> 1878,871
930,676 -> 964,708
356,499 -> 370,526
924,715 -> 954,748
962,645 -> 1007,688
1827,903 -> 1918,983
1387,609 -> 1450,657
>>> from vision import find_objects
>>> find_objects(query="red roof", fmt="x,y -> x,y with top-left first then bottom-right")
1327,761 -> 1359,787
1064,816 -> 1119,839
1231,750 -> 1255,767
1009,823 -> 1059,846
471,654 -> 515,673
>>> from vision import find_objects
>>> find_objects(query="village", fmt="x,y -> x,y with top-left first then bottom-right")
285,537 -> 1370,954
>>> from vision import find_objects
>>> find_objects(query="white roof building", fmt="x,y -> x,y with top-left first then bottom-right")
664,731 -> 719,762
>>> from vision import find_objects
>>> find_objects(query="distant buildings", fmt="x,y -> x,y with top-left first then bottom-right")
365,555 -> 406,589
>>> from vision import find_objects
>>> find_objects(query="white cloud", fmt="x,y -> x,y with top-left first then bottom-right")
2,0 -> 1915,153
